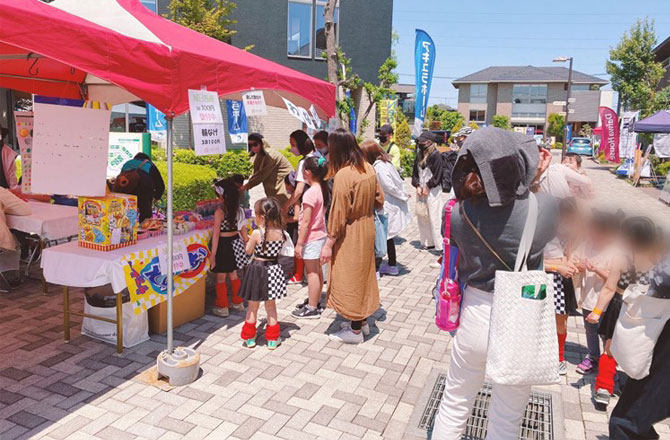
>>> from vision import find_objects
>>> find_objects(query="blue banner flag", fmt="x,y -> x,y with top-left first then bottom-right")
346,90 -> 357,134
226,100 -> 248,144
146,104 -> 166,132
413,29 -> 436,135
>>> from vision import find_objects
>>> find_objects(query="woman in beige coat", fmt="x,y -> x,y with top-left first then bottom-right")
321,129 -> 384,344
241,133 -> 293,207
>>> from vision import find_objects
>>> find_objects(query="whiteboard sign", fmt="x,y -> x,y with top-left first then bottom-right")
242,91 -> 268,116
32,103 -> 110,196
188,89 -> 223,124
158,241 -> 191,275
193,123 -> 226,156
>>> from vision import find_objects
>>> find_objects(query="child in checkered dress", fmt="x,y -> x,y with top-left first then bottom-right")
210,179 -> 249,318
544,197 -> 581,376
238,197 -> 287,349
586,216 -> 661,407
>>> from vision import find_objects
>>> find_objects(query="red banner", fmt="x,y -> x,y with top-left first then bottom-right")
598,106 -> 620,163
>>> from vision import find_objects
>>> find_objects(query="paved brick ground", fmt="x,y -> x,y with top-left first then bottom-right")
0,159 -> 668,440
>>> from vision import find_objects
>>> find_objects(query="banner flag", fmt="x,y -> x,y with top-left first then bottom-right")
146,104 -> 167,143
599,106 -> 620,163
226,100 -> 248,144
413,29 -> 436,136
619,111 -> 639,159
379,99 -> 398,132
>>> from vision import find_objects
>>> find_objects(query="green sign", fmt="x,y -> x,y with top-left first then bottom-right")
108,132 -> 150,178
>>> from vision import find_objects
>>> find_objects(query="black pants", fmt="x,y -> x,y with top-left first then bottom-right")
387,238 -> 397,266
610,320 -> 670,439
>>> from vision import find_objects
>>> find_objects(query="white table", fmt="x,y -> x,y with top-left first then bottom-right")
6,201 -> 79,292
41,231 -> 205,353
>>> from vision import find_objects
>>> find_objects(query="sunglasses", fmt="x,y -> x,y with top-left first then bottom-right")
248,142 -> 260,148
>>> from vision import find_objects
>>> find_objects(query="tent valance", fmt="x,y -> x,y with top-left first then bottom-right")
634,110 -> 670,134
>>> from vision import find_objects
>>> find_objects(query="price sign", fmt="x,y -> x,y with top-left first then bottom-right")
188,89 -> 224,124
159,241 -> 191,275
242,90 -> 268,116
193,123 -> 226,156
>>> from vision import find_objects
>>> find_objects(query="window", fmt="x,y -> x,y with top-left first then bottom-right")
315,2 -> 339,59
470,84 -> 487,103
511,112 -> 546,118
663,57 -> 670,69
140,0 -> 157,12
470,110 -> 486,123
288,0 -> 312,58
513,84 -> 547,104
570,84 -> 590,91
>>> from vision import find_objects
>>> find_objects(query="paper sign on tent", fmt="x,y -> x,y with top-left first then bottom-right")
299,107 -> 316,130
309,105 -> 322,130
32,103 -> 110,197
242,90 -> 268,117
188,89 -> 226,156
282,97 -> 317,129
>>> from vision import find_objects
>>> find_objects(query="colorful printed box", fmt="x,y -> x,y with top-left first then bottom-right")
78,194 -> 139,251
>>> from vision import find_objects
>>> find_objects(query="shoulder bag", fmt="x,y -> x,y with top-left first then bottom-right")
462,193 -> 559,386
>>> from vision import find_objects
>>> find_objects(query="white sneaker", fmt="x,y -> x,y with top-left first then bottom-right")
329,328 -> 364,344
231,303 -> 245,311
212,307 -> 229,317
429,261 -> 441,269
379,263 -> 399,276
558,360 -> 567,376
340,321 -> 371,336
594,388 -> 610,406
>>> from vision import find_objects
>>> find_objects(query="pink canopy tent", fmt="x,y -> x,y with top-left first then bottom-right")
0,0 -> 336,119
0,0 -> 336,361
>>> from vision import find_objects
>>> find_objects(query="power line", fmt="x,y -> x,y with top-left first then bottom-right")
396,42 -> 611,50
394,9 -> 669,16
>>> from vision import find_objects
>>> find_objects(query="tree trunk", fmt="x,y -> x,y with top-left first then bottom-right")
324,0 -> 339,103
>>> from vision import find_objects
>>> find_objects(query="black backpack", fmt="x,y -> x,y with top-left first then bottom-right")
440,151 -> 458,193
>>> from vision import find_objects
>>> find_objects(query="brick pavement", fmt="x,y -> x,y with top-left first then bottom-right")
0,167 -> 668,440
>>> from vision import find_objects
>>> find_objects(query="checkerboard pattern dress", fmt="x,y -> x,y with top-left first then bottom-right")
238,240 -> 287,302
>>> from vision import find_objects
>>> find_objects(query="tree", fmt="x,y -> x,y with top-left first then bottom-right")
606,18 -> 664,115
359,56 -> 399,133
492,115 -> 510,130
441,111 -> 464,132
651,86 -> 670,113
395,118 -> 412,150
167,0 -> 238,43
547,113 -> 565,140
579,123 -> 593,137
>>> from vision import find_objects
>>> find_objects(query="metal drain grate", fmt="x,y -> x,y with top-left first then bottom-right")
419,375 -> 554,440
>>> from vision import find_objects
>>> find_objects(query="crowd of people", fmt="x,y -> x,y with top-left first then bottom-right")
205,124 -> 669,439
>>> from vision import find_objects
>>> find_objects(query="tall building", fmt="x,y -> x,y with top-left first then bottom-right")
157,0 -> 394,148
452,66 -> 608,135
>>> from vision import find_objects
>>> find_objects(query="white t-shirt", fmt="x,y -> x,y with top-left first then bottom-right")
574,243 -> 617,311
538,163 -> 591,199
295,150 -> 323,183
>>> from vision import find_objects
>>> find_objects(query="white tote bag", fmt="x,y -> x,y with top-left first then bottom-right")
610,284 -> 670,380
463,194 -> 559,386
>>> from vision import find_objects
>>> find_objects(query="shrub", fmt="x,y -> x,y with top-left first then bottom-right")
492,115 -> 510,130
280,147 -> 300,170
157,147 -> 253,178
399,147 -> 415,179
551,142 -> 563,150
154,161 -> 217,212
151,145 -> 167,162
395,119 -> 412,150
656,160 -> 670,177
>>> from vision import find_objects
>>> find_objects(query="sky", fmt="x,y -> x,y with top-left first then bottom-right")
391,0 -> 670,107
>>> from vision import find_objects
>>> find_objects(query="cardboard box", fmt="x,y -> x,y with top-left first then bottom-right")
78,193 -> 139,251
148,277 -> 206,334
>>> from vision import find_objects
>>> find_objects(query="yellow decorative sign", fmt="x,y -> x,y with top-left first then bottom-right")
122,231 -> 211,315
379,99 -> 398,132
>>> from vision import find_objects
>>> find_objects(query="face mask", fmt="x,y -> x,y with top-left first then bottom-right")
319,147 -> 328,155
379,135 -> 388,144
418,143 -> 427,150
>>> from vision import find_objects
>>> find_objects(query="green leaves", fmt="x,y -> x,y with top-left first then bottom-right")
167,0 -> 237,43
492,115 -> 510,130
606,18 -> 664,116
547,113 -> 565,140
155,161 -> 217,211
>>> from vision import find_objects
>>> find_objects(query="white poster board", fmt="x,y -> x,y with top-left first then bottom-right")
653,133 -> 670,158
158,241 -> 190,274
108,132 -> 143,178
188,89 -> 226,156
242,90 -> 268,117
32,103 -> 110,196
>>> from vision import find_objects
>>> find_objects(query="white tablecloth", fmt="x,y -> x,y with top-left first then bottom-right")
6,201 -> 78,241
41,230 -> 206,293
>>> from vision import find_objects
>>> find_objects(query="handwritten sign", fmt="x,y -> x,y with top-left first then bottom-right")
188,89 -> 226,156
32,103 -> 110,196
14,112 -> 33,193
193,123 -> 226,156
158,241 -> 191,275
242,90 -> 268,117
188,89 -> 224,124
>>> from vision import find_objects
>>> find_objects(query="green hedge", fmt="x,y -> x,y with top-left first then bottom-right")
280,146 -> 300,170
155,161 -> 217,211
399,147 -> 415,179
152,147 -> 253,178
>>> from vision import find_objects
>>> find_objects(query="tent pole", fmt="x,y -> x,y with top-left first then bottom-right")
166,117 -> 174,355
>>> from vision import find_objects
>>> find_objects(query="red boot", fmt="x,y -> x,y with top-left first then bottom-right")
230,279 -> 244,310
213,283 -> 229,317
241,321 -> 257,348
265,323 -> 281,350
289,257 -> 304,284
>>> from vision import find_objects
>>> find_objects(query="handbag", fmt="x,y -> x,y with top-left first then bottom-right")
463,193 -> 559,386
374,211 -> 388,258
278,231 -> 295,279
434,199 -> 461,332
415,197 -> 429,218
610,284 -> 670,380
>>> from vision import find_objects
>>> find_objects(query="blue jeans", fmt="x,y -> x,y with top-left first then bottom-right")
582,309 -> 604,360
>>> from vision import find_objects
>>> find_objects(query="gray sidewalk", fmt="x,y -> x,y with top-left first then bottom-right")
0,163 -> 668,440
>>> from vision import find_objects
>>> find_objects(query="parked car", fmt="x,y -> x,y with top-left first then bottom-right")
567,137 -> 593,155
